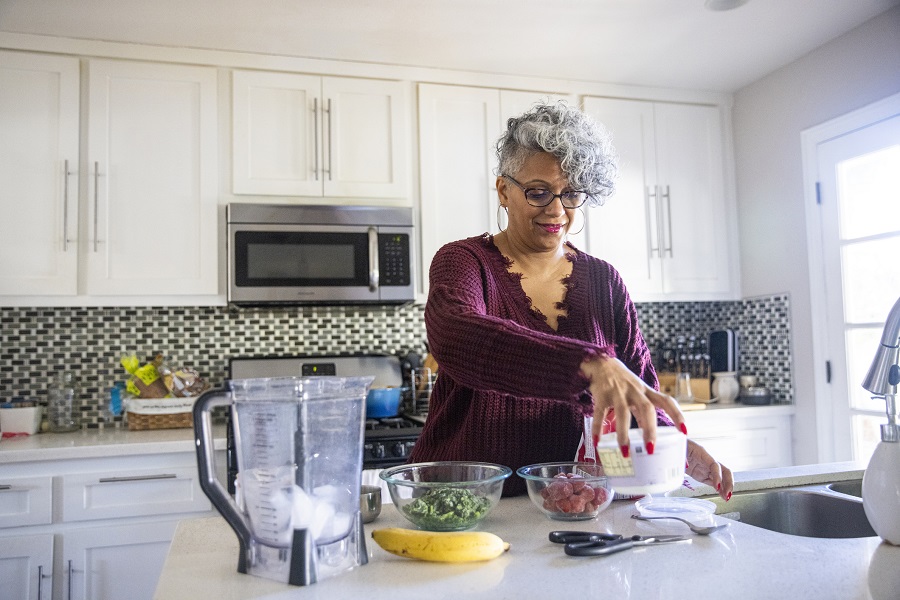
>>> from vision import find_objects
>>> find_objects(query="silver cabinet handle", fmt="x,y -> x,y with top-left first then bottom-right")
92,161 -> 101,253
661,185 -> 673,257
325,98 -> 333,181
62,159 -> 74,252
66,559 -> 74,600
37,564 -> 51,600
312,98 -> 320,181
368,227 -> 379,292
97,473 -> 177,483
0,484 -> 11,490
645,186 -> 660,258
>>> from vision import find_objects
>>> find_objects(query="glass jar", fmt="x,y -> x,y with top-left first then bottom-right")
48,371 -> 81,432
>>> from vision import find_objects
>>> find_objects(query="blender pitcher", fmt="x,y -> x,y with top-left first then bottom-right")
194,375 -> 374,586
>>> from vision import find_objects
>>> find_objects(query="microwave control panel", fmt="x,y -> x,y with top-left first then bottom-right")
379,233 -> 411,286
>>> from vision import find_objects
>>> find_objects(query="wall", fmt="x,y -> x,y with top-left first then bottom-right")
731,7 -> 900,465
0,296 -> 791,429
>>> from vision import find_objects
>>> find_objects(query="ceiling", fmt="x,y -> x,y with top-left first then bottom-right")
1,0 -> 898,92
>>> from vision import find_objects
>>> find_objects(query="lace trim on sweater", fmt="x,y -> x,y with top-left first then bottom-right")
480,234 -> 580,329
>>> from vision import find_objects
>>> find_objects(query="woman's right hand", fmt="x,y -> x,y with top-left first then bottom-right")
579,355 -> 686,456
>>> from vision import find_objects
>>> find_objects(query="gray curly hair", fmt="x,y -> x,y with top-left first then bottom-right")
495,101 -> 618,207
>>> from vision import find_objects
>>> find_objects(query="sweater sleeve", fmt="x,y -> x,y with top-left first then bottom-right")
424,239 -> 609,401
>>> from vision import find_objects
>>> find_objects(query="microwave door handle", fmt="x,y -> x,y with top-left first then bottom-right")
368,227 -> 379,292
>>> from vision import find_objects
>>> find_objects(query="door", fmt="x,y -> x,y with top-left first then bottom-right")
86,59 -> 218,296
232,70 -> 321,196
654,102 -> 731,296
63,521 -> 178,600
322,76 -> 409,198
0,51 -> 80,296
582,97 -> 661,296
816,111 -> 900,462
0,533 -> 53,600
418,84 -> 501,294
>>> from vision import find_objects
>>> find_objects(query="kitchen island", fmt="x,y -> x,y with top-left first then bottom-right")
154,463 -> 897,600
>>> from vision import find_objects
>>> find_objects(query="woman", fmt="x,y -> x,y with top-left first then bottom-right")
408,102 -> 733,499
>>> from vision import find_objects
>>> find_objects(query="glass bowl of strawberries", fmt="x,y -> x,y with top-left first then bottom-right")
516,462 -> 614,521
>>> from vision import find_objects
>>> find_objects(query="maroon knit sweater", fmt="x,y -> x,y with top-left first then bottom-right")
408,234 -> 665,496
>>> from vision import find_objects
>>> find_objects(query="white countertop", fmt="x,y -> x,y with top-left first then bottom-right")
154,462 -> 896,600
0,426 -> 226,463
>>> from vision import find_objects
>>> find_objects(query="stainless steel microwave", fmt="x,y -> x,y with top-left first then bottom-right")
227,203 -> 416,306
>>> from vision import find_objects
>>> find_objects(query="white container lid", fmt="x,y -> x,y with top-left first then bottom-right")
596,427 -> 687,495
634,496 -> 717,522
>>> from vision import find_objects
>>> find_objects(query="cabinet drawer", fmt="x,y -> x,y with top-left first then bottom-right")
0,476 -> 52,528
61,466 -> 211,522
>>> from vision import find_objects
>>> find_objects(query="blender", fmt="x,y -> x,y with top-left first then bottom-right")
194,375 -> 373,585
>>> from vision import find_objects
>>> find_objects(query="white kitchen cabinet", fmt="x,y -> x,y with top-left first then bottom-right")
581,97 -> 737,301
86,59 -> 219,296
417,84 -> 576,295
0,446 -> 221,600
0,51 -> 80,296
232,70 -> 409,198
0,54 -> 219,303
61,521 -> 178,600
686,406 -> 794,471
0,533 -> 53,600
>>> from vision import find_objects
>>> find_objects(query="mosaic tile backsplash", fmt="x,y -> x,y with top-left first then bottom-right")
0,294 -> 792,428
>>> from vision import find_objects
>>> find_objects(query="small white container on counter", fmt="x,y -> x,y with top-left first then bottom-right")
0,406 -> 44,435
596,427 -> 687,495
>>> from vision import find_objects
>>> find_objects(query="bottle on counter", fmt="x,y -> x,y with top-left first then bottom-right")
48,371 -> 81,432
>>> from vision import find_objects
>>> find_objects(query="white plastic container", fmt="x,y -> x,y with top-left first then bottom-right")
596,427 -> 687,495
0,406 -> 44,435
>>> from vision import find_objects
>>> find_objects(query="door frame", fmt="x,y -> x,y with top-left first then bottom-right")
801,91 -> 900,463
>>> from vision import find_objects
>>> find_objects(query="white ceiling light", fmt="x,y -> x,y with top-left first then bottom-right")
705,0 -> 749,10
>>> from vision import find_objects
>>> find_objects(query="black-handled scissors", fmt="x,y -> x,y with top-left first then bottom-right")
549,530 -> 690,557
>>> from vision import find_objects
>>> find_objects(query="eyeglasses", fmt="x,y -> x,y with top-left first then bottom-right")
502,175 -> 592,209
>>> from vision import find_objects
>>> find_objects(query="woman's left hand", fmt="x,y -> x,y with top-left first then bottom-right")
686,440 -> 734,501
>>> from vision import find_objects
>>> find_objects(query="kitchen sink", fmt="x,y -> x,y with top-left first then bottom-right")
827,479 -> 862,497
704,481 -> 876,538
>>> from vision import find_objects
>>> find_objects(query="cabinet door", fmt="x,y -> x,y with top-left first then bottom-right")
322,76 -> 409,198
418,84 -> 501,294
86,60 -> 218,296
232,70 -> 321,196
63,521 -> 178,600
0,533 -> 53,600
654,102 -> 732,296
0,51 -> 80,296
582,97 -> 662,296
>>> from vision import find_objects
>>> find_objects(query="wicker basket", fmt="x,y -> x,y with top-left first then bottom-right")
126,396 -> 197,431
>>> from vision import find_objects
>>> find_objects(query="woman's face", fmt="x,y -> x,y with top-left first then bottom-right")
497,152 -> 577,253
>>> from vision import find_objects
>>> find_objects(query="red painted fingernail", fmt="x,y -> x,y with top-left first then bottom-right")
646,441 -> 655,455
717,483 -> 721,491
620,444 -> 630,459
592,434 -> 599,448
726,492 -> 732,501
679,423 -> 688,435
685,460 -> 690,469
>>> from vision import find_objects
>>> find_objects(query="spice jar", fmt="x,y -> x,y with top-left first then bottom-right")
48,371 -> 81,432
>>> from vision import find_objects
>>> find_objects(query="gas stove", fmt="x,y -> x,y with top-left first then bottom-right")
228,354 -> 423,471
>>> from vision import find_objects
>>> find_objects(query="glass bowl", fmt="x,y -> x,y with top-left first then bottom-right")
379,461 -> 512,531
516,462 -> 614,521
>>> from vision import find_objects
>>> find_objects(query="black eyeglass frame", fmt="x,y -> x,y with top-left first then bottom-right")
502,174 -> 593,209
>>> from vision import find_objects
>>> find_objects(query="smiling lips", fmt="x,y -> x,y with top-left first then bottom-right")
540,223 -> 564,234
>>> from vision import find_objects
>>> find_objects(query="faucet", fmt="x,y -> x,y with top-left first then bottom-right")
862,295 -> 900,443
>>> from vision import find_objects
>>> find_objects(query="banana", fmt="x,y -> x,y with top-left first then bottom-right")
371,527 -> 510,563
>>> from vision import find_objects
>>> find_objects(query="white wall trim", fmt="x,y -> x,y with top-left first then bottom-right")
800,91 -> 900,463
0,31 -> 731,106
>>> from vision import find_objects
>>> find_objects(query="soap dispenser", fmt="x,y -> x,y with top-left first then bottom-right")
861,296 -> 900,545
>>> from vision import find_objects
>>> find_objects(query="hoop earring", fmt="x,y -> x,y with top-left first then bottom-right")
568,207 -> 585,236
496,204 -> 508,232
